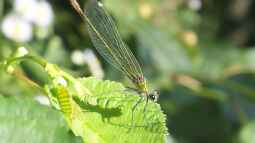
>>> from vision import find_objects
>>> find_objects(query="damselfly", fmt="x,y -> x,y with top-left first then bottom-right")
69,0 -> 159,118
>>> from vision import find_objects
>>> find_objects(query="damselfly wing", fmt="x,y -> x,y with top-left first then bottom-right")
69,0 -> 159,114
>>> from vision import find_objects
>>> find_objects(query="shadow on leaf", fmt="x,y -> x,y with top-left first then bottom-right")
73,96 -> 122,121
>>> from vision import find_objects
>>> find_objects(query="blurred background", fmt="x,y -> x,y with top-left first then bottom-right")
1,0 -> 255,143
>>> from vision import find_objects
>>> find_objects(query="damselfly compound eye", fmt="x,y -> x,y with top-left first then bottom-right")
149,90 -> 159,102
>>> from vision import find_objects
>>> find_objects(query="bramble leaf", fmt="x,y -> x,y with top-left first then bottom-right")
4,48 -> 168,143
45,63 -> 168,143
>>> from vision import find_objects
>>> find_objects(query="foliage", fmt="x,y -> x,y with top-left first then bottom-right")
1,0 -> 255,143
0,95 -> 83,143
2,49 -> 167,143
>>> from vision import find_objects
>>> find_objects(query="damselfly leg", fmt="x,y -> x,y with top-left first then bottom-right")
143,96 -> 149,119
131,96 -> 144,127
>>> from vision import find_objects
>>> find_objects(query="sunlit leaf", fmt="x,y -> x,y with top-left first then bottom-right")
44,62 -> 168,143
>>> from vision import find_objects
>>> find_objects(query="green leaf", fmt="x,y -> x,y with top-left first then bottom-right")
0,95 -> 82,143
4,46 -> 168,143
44,63 -> 168,143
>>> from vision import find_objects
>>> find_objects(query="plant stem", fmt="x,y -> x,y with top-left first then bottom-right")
6,55 -> 47,68
11,69 -> 46,94
5,55 -> 48,93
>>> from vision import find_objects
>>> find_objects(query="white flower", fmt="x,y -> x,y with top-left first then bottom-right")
14,0 -> 54,27
71,49 -> 104,79
84,49 -> 104,79
188,0 -> 202,11
14,0 -> 37,22
1,13 -> 33,42
71,50 -> 86,65
32,1 -> 54,27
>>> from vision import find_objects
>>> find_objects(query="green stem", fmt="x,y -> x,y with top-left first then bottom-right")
6,55 -> 47,68
4,55 -> 48,93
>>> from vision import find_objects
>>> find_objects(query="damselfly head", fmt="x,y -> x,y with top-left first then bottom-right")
148,90 -> 159,102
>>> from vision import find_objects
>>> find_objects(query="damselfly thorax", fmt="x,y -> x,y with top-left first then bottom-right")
132,76 -> 148,93
132,76 -> 159,102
